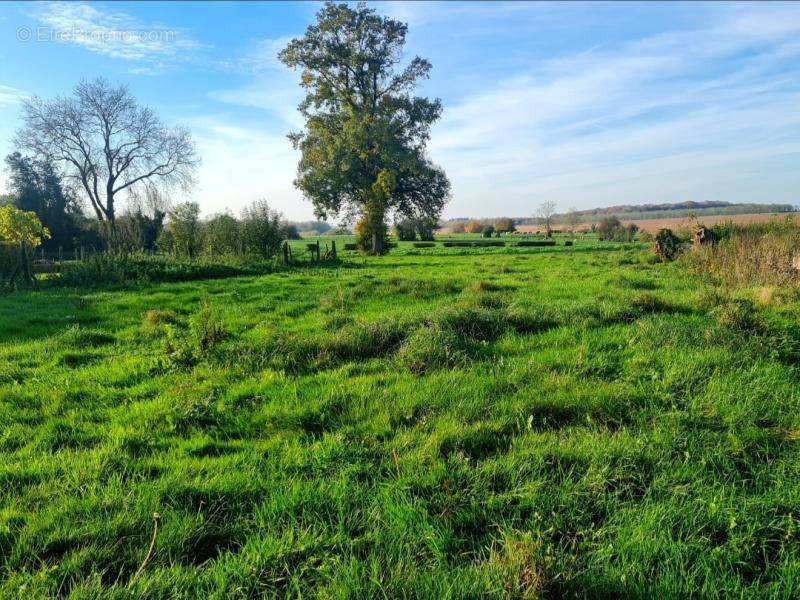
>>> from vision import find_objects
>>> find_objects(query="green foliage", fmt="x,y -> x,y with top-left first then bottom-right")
166,202 -> 202,258
394,218 -> 417,241
654,228 -> 681,262
202,212 -> 241,257
354,216 -> 389,255
279,2 -> 449,253
56,253 -> 276,287
4,152 -> 80,250
164,300 -> 226,368
494,217 -> 516,233
240,199 -> 286,258
482,225 -> 495,238
0,205 -> 50,247
596,216 -> 638,242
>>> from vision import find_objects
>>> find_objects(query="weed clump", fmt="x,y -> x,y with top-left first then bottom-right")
712,299 -> 760,332
143,309 -> 178,327
396,325 -> 467,375
165,301 -> 226,368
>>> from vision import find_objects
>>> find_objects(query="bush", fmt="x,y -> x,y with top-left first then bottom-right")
442,241 -> 505,247
563,240 -> 573,246
164,300 -> 226,368
394,219 -> 417,241
240,199 -> 286,258
56,253 -> 274,287
653,229 -> 681,262
355,217 -> 389,255
494,217 -> 516,234
482,225 -> 495,238
515,240 -> 556,247
343,243 -> 358,251
596,216 -> 622,241
412,242 -> 436,248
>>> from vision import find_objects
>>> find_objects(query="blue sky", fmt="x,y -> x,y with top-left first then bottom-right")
1,1 -> 799,221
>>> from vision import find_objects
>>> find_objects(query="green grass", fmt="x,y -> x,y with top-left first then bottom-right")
2,245 -> 800,597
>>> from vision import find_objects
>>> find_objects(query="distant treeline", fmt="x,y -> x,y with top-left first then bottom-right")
446,202 -> 796,227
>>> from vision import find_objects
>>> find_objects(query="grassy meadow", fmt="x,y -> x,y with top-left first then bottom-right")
2,238 -> 800,597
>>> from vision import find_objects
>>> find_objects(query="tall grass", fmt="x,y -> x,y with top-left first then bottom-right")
685,219 -> 800,286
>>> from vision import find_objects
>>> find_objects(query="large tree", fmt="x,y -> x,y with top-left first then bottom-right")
5,152 -> 80,250
279,2 -> 449,254
15,78 -> 199,237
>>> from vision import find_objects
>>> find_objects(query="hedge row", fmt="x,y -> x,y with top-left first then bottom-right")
515,240 -> 557,247
442,241 -> 506,247
412,242 -> 436,248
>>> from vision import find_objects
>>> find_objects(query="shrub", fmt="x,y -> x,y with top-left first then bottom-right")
355,217 -> 389,255
494,217 -> 516,234
596,216 -> 622,241
394,219 -> 417,241
57,253 -> 273,287
412,242 -> 436,248
482,225 -> 495,238
515,240 -> 556,247
563,240 -> 573,246
653,229 -> 681,262
240,199 -> 286,258
415,216 -> 439,241
343,243 -> 358,251
465,220 -> 484,234
164,300 -> 226,367
442,241 -> 505,247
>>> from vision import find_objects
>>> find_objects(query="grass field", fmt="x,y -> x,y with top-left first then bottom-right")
2,240 -> 800,597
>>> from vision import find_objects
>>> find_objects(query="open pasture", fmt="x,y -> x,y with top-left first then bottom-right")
2,243 -> 800,598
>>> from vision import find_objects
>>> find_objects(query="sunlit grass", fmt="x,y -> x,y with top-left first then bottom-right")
1,245 -> 799,597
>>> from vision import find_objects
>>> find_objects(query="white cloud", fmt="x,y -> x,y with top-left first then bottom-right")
428,4 -> 800,217
0,85 -> 29,107
187,117 -> 309,221
26,2 -> 203,68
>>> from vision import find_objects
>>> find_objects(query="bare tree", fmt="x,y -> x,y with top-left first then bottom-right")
536,200 -> 557,238
565,206 -> 579,237
15,78 -> 199,234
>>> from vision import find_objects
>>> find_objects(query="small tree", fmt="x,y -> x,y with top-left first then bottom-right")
494,217 -> 516,234
167,202 -> 201,258
536,201 -> 557,238
565,207 -> 579,237
465,220 -> 483,234
394,218 -> 417,241
241,199 -> 286,258
415,216 -> 438,241
355,217 -> 389,255
5,152 -> 80,251
202,213 -> 241,257
654,228 -> 680,262
482,225 -> 495,238
0,205 -> 50,284
596,216 -> 622,241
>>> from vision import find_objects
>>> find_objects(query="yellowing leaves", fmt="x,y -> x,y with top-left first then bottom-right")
0,205 -> 50,248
